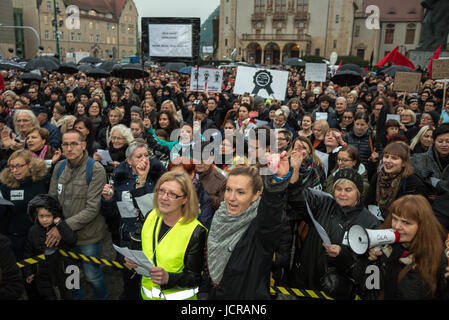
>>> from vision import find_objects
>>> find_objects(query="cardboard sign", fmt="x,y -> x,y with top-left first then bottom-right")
305,63 -> 328,82
233,66 -> 289,100
190,67 -> 223,93
431,59 -> 449,80
393,72 -> 421,93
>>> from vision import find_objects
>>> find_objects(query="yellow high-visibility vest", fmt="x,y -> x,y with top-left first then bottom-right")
140,209 -> 204,300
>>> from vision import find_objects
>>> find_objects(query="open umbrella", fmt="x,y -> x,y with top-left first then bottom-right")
0,59 -> 25,71
381,65 -> 414,77
20,72 -> 43,83
57,62 -> 78,74
282,57 -> 306,67
78,56 -> 102,65
330,70 -> 363,86
77,64 -> 94,73
99,60 -> 118,72
339,63 -> 366,76
86,68 -> 110,79
25,56 -> 60,71
111,64 -> 149,79
178,66 -> 191,75
164,62 -> 187,72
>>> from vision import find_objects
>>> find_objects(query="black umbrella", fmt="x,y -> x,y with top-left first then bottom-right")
339,63 -> 366,76
164,62 -> 187,72
20,72 -> 43,83
381,65 -> 414,77
330,70 -> 363,86
0,59 -> 24,71
99,60 -> 118,72
77,64 -> 94,73
57,62 -> 79,74
78,56 -> 102,65
111,64 -> 149,79
86,68 -> 110,79
282,57 -> 306,67
25,56 -> 60,71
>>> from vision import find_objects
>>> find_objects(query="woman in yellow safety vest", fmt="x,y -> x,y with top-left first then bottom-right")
125,170 -> 206,300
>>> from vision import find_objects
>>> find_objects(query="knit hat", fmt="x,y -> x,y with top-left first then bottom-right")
333,168 -> 364,195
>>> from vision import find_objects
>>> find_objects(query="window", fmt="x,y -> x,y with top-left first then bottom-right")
384,24 -> 395,44
60,31 -> 64,40
275,0 -> 286,12
96,35 -> 100,43
45,30 -> 49,40
226,16 -> 229,24
225,38 -> 228,47
71,32 -> 74,41
333,40 -> 337,48
357,49 -> 365,58
405,24 -> 416,44
315,48 -> 320,56
53,31 -> 56,40
335,15 -> 339,24
297,0 -> 308,12
47,1 -> 51,10
255,0 -> 265,13
354,25 -> 360,37
78,33 -> 81,41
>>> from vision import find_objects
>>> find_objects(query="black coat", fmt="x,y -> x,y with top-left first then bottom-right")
286,181 -> 380,291
353,243 -> 449,300
200,177 -> 289,300
0,233 -> 24,300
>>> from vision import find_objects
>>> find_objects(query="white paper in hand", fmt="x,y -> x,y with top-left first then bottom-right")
113,245 -> 153,278
97,149 -> 113,165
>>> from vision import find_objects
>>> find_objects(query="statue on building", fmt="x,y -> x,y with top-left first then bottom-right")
417,0 -> 449,50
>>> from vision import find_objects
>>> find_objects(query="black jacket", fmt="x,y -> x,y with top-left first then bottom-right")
200,177 -> 289,300
353,243 -> 449,300
344,130 -> 375,169
0,233 -> 24,300
286,181 -> 380,291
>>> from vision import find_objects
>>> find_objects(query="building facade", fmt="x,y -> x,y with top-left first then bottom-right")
217,0 -> 425,65
0,0 -> 17,59
10,0 -> 138,61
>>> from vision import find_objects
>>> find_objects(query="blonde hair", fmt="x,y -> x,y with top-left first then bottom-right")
153,171 -> 199,224
0,149 -> 48,188
401,109 -> 416,125
60,115 -> 77,135
410,125 -> 434,151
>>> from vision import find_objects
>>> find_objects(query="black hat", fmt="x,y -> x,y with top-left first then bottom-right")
333,168 -> 364,195
423,110 -> 439,126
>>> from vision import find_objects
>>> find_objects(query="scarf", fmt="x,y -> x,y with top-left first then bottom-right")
207,198 -> 261,286
376,168 -> 402,215
30,145 -> 48,159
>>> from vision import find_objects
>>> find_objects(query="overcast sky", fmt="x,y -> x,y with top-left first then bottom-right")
134,0 -> 220,30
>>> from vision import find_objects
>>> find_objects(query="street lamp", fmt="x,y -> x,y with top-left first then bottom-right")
53,0 -> 61,61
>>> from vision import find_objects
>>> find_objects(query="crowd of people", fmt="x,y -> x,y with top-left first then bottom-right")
0,61 -> 448,300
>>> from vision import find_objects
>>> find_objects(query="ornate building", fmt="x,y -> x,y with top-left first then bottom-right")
10,0 -> 138,60
217,0 -> 425,64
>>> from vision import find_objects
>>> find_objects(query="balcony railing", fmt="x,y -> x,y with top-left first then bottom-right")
242,33 -> 312,42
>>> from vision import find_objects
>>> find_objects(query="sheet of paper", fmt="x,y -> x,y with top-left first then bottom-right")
368,205 -> 384,221
134,193 -> 155,218
113,245 -> 153,278
96,149 -> 113,165
315,150 -> 329,177
430,177 -> 440,188
315,112 -> 328,121
116,201 -> 139,218
305,201 -> 331,246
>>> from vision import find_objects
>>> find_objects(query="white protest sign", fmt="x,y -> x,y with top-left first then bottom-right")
305,63 -> 328,82
190,67 -> 223,93
233,66 -> 289,101
386,114 -> 401,123
149,24 -> 192,57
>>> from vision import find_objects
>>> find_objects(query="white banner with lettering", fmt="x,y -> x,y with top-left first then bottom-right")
149,24 -> 192,57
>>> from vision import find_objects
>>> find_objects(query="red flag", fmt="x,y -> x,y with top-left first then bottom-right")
428,45 -> 442,78
0,74 -> 4,92
376,46 -> 415,70
337,60 -> 342,71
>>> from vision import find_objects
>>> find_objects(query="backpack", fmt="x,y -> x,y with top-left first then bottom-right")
56,158 -> 95,185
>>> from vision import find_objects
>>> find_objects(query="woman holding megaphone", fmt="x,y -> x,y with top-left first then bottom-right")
286,150 -> 381,299
354,195 -> 449,300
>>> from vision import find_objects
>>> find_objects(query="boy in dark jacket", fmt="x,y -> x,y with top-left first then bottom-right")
23,194 -> 77,300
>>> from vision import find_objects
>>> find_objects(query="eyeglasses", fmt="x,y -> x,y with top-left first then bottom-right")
8,163 -> 27,170
337,158 -> 353,163
111,136 -> 125,141
277,137 -> 287,141
61,142 -> 83,148
156,188 -> 185,200
343,116 -> 353,119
